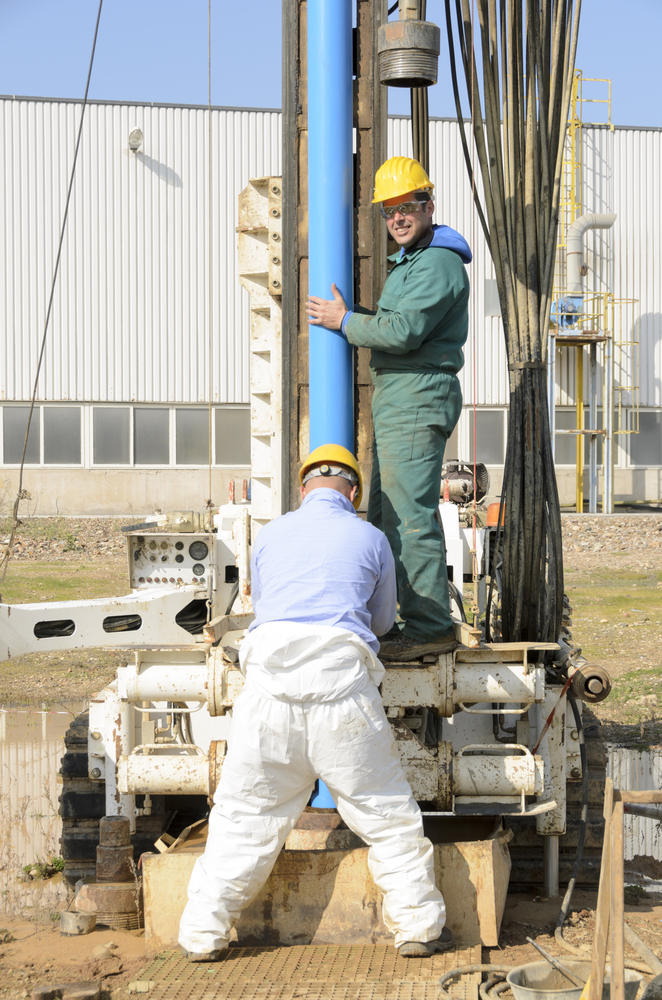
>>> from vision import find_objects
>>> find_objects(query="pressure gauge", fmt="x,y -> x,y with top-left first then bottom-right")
189,541 -> 209,561
192,563 -> 206,576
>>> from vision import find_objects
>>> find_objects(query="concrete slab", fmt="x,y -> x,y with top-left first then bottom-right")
143,826 -> 510,952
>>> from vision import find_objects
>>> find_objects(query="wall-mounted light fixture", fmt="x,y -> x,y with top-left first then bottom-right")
128,127 -> 143,152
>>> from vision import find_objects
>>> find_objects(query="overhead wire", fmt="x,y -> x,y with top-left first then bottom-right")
206,0 -> 216,624
0,0 -> 105,594
207,0 -> 214,511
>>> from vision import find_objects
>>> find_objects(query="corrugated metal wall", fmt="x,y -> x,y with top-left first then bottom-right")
0,98 -> 281,404
390,119 -> 662,410
0,709 -> 69,867
0,98 -> 659,409
608,747 -> 662,863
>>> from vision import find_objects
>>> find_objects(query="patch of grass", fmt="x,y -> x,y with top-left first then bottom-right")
22,856 -> 65,880
0,558 -> 129,706
624,885 -> 650,905
563,563 -> 662,729
0,560 -> 127,605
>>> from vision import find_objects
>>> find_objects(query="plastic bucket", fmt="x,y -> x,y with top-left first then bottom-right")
507,961 -> 642,1000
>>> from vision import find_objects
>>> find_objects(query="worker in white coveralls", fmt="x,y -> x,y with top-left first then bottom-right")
179,444 -> 451,960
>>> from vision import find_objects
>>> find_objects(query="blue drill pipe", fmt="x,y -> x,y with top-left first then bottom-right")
307,0 -> 354,452
307,0 -> 354,810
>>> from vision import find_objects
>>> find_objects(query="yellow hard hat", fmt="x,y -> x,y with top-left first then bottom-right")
299,444 -> 363,510
372,156 -> 434,204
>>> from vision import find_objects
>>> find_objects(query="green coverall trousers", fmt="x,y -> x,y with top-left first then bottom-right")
367,370 -> 463,641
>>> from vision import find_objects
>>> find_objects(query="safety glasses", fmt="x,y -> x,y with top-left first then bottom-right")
379,192 -> 431,219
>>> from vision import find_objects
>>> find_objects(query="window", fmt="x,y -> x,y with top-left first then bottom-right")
631,411 -> 662,466
176,409 -> 209,465
554,408 -> 604,465
2,406 -> 40,464
134,408 -> 169,465
44,407 -> 81,464
469,409 -> 505,464
554,409 -> 578,465
215,407 -> 250,465
93,408 -> 130,464
1,404 -> 251,468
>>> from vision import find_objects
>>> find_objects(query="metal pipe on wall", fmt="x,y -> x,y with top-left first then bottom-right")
307,0 -> 355,451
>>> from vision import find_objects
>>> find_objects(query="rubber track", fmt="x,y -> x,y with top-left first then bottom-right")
506,706 -> 607,888
59,711 -> 165,885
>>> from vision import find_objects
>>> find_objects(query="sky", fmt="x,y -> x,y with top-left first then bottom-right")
0,0 -> 659,128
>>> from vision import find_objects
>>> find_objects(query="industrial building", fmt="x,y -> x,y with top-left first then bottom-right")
1,94 -> 660,514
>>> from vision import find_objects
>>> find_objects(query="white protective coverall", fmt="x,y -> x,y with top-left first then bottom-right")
178,490 -> 445,954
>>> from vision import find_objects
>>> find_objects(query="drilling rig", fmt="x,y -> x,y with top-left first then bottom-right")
0,0 -> 612,947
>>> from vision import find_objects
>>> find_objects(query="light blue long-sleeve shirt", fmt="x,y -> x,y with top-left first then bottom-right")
248,489 -> 397,652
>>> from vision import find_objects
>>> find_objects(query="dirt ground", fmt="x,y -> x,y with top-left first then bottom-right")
2,884 -> 662,997
0,918 -> 147,1000
1,513 -> 662,992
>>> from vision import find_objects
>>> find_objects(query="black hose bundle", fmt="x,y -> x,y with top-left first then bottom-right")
445,0 -> 582,643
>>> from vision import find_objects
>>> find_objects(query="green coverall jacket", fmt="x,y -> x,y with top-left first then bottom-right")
343,225 -> 471,640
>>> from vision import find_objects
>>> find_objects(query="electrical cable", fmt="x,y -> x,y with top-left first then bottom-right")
0,0 -> 105,594
205,0 -> 216,624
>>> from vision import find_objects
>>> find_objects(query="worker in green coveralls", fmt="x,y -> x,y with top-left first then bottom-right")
306,156 -> 471,662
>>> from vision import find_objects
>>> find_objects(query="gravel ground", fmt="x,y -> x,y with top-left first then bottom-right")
3,511 -> 662,562
561,513 -> 662,559
2,517 -> 127,561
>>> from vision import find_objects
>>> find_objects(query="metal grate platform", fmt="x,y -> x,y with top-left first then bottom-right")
139,945 -> 481,1000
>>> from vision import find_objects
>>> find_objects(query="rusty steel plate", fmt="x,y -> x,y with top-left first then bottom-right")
140,944 -> 481,1000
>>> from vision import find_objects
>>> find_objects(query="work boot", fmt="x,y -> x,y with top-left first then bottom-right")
399,927 -> 454,958
379,632 -> 457,662
377,623 -> 403,642
180,947 -> 224,962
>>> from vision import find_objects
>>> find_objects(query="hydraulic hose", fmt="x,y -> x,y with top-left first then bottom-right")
439,967 -> 513,995
480,974 -> 508,1000
225,581 -> 239,616
449,580 -> 467,623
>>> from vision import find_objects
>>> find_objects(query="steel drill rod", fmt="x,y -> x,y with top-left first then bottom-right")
526,938 -> 586,988
624,803 -> 662,821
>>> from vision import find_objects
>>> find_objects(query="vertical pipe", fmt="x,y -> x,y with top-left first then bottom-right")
543,835 -> 560,897
575,346 -> 584,513
603,336 -> 614,513
547,334 -> 556,461
307,0 -> 355,452
589,343 -> 597,513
